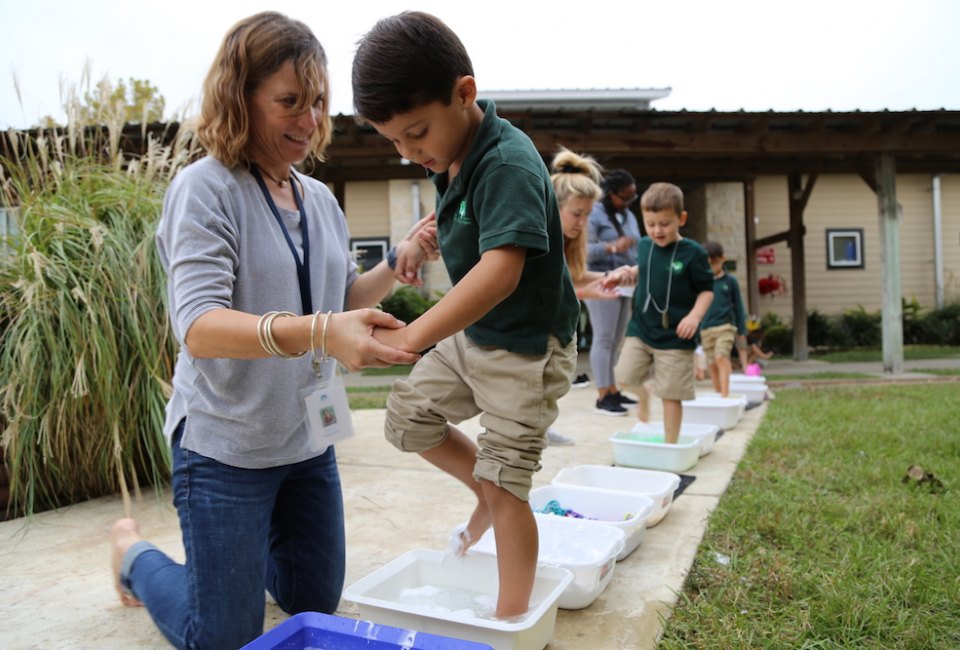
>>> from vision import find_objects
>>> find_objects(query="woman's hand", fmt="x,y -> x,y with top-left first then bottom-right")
324,309 -> 420,371
394,212 -> 439,286
578,277 -> 620,301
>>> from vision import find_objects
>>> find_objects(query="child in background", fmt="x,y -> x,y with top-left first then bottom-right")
352,12 -> 579,618
604,183 -> 714,443
700,241 -> 749,396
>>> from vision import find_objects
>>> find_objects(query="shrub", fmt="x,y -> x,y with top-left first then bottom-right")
838,305 -> 881,347
379,285 -> 440,324
0,86 -> 198,517
806,309 -> 834,348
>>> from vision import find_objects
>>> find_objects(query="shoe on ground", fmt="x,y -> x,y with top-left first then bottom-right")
612,391 -> 637,405
546,427 -> 575,446
594,394 -> 628,416
571,373 -> 590,388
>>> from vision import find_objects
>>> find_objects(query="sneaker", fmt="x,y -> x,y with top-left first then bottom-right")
546,427 -> 575,446
612,391 -> 637,405
571,373 -> 590,388
594,394 -> 628,416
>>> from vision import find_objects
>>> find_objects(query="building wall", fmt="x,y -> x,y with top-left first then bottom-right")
702,182 -> 748,311
750,173 -> 960,323
343,181 -> 390,239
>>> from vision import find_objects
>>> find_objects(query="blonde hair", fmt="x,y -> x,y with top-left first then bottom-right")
640,182 -> 685,215
550,147 -> 602,282
197,12 -> 332,168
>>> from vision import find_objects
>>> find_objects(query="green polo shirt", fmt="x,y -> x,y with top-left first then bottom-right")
627,237 -> 714,350
701,272 -> 748,334
428,99 -> 578,355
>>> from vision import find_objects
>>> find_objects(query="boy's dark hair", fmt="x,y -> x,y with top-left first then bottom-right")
352,11 -> 474,123
640,182 -> 684,215
703,240 -> 725,259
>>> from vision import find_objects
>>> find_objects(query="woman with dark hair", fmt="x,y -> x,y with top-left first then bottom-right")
585,169 -> 644,415
108,12 -> 434,648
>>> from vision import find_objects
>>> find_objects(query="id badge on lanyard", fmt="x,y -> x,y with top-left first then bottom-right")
300,374 -> 354,450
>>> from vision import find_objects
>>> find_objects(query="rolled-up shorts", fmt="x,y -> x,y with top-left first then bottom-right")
700,323 -> 737,361
614,336 -> 695,402
384,331 -> 577,501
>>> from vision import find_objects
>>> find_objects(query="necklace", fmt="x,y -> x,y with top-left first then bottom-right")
257,165 -> 292,188
643,239 -> 680,329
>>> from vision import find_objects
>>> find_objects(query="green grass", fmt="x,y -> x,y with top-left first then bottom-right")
346,386 -> 392,410
813,345 -> 960,363
765,372 -> 875,381
911,368 -> 960,377
360,365 -> 414,377
660,383 -> 960,649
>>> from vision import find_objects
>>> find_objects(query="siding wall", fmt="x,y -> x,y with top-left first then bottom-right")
343,181 -> 390,239
751,173 -> 960,322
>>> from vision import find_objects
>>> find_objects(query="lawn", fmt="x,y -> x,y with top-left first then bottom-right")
812,345 -> 960,363
660,383 -> 960,649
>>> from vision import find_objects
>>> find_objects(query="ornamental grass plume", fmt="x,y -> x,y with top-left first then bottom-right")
0,78 -> 198,518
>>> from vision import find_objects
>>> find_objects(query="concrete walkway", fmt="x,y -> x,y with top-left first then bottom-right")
0,360 -> 771,650
8,349 -> 959,649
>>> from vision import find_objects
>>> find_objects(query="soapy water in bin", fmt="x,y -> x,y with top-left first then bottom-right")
395,584 -> 498,620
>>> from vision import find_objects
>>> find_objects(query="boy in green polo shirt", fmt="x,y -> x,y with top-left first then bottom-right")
352,11 -> 579,618
605,183 -> 714,443
700,240 -> 750,397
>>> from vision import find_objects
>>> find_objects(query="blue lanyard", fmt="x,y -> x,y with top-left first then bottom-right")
251,165 -> 313,315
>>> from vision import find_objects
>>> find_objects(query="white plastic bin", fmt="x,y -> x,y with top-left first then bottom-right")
342,549 -> 573,650
609,432 -> 701,472
629,421 -> 719,456
469,514 -> 625,610
551,465 -> 681,527
529,484 -> 654,560
730,373 -> 767,384
728,380 -> 767,403
682,397 -> 743,430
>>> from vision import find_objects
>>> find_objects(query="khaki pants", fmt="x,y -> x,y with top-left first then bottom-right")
385,331 -> 577,500
700,323 -> 737,361
614,336 -> 695,401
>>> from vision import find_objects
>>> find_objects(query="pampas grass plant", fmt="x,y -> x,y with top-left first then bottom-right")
0,75 -> 198,518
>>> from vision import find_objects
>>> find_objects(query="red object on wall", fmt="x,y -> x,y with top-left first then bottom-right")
756,247 -> 776,264
758,274 -> 787,296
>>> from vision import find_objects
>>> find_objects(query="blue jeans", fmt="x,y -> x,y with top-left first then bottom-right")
121,421 -> 345,649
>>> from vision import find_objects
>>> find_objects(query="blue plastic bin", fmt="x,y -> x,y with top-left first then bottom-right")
241,611 -> 495,650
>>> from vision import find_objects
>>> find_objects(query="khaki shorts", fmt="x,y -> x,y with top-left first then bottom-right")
614,336 -> 695,402
700,323 -> 737,361
384,331 -> 577,501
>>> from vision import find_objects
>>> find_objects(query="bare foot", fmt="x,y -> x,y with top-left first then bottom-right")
451,500 -> 492,556
111,518 -> 144,607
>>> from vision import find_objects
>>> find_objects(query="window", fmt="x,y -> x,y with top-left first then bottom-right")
825,228 -> 864,269
350,237 -> 389,272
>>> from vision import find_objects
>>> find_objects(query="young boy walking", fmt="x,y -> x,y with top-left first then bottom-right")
700,241 -> 749,396
352,12 -> 579,618
605,183 -> 714,443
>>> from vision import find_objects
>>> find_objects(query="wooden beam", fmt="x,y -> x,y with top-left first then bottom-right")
754,231 -> 790,248
744,179 -> 760,316
876,152 -> 904,374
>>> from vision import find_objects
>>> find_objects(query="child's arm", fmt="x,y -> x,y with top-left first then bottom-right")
677,290 -> 713,340
373,246 -> 526,352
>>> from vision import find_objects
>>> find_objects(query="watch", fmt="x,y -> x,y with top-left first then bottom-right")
386,246 -> 399,270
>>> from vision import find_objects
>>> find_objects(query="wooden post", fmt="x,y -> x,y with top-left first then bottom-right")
876,152 -> 904,374
787,173 -> 816,361
744,179 -> 760,318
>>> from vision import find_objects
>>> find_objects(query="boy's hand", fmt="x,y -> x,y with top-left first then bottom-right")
394,212 -> 439,286
325,309 -> 420,370
600,265 -> 637,290
676,313 -> 702,340
371,324 -> 417,354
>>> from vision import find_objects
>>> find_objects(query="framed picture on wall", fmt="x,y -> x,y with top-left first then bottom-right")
825,228 -> 864,269
350,237 -> 389,272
